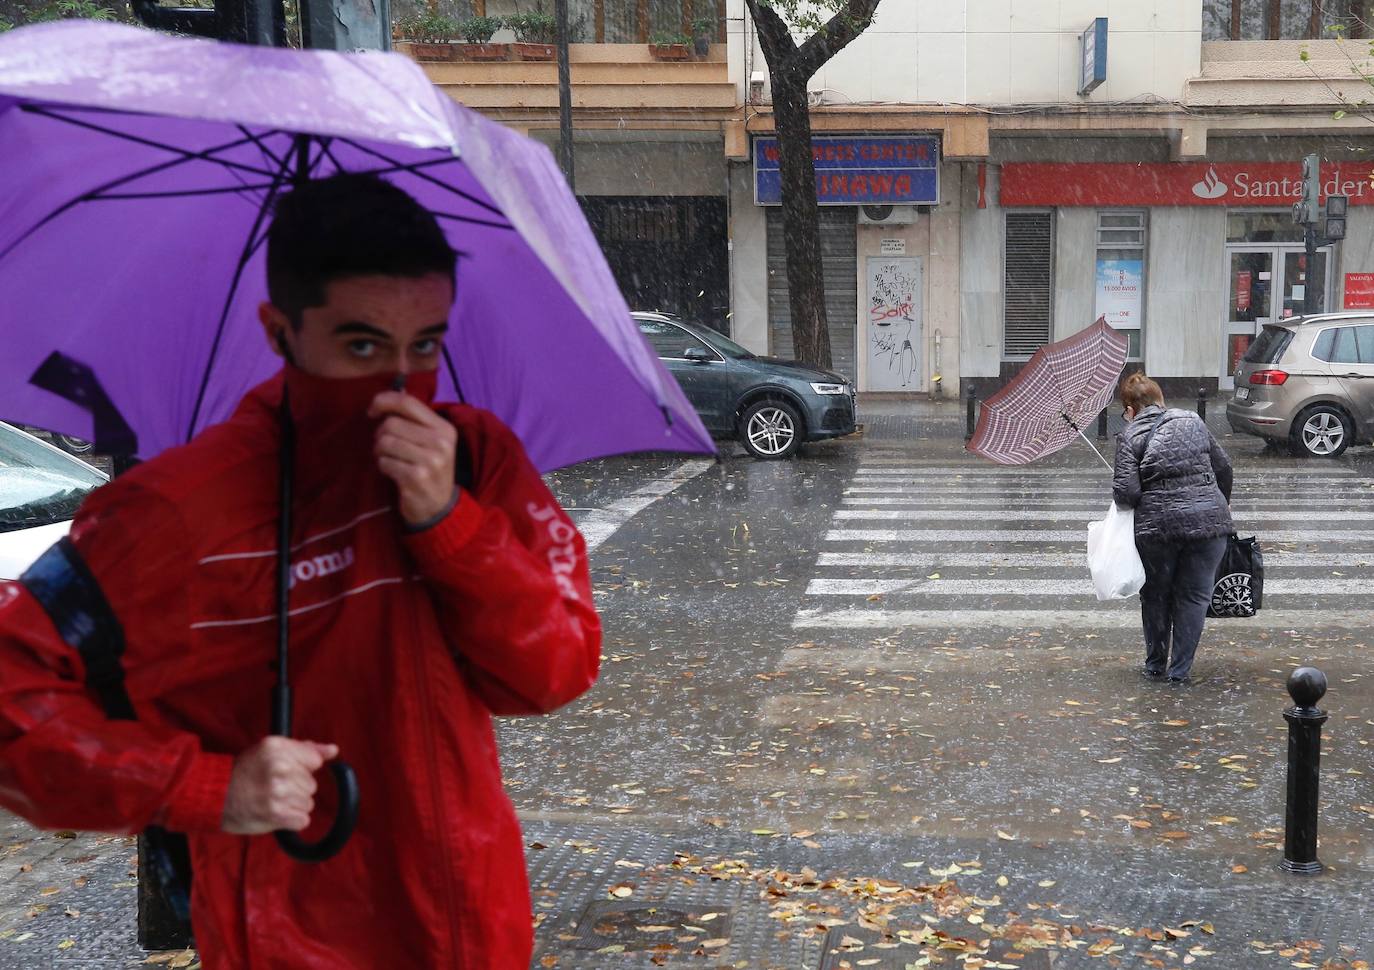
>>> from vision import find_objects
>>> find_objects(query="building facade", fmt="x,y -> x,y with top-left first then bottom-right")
417,0 -> 1374,397
727,0 -> 1374,396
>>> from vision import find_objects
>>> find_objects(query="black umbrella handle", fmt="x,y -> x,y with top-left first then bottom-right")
273,760 -> 360,863
270,684 -> 360,862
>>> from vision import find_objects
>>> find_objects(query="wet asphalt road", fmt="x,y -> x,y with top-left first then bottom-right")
2,420 -> 1373,967
522,431 -> 1374,869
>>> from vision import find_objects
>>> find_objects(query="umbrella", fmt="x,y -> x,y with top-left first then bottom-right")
966,317 -> 1129,469
0,21 -> 716,869
0,20 -> 714,471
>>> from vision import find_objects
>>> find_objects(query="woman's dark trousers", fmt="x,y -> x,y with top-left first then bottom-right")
1137,536 -> 1228,680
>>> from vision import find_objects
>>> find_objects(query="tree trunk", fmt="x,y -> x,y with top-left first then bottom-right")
772,72 -> 833,371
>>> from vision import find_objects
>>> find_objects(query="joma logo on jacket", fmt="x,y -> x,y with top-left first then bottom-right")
288,546 -> 355,590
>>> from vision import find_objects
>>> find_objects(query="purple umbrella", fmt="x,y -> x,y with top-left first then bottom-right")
0,21 -> 714,470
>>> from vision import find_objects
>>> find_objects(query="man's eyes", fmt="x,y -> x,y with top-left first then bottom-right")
342,337 -> 440,359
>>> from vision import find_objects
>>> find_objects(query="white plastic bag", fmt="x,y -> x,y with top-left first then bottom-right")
1086,503 -> 1146,601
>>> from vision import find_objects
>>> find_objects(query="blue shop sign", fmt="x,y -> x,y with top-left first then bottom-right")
754,135 -> 940,206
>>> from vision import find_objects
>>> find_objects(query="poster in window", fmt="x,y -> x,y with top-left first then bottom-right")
1236,270 -> 1252,314
1095,258 -> 1143,331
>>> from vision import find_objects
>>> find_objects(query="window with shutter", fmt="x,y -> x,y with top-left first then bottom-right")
1003,212 -> 1054,360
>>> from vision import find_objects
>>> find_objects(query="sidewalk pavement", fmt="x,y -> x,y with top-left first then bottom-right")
0,814 -> 1366,969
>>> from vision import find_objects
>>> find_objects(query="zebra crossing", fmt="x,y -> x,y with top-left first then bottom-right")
793,449 -> 1374,633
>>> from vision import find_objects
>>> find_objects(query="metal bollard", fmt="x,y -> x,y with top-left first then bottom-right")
1097,409 -> 1108,439
965,385 -> 977,441
1281,667 -> 1329,875
1197,386 -> 1208,422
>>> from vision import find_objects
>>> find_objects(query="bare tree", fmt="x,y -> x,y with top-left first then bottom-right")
745,0 -> 882,370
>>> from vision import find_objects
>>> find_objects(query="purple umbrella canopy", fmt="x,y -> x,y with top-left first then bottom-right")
0,21 -> 714,471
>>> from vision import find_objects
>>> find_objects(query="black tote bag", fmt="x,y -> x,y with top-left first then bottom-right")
1208,534 -> 1264,618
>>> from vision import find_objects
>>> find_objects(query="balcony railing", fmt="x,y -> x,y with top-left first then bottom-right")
450,0 -> 725,43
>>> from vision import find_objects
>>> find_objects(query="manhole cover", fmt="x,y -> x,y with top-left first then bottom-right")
568,900 -> 734,956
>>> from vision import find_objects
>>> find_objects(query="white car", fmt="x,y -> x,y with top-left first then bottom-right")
0,421 -> 109,580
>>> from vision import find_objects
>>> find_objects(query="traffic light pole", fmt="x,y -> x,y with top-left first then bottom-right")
1304,223 -> 1319,316
554,0 -> 575,192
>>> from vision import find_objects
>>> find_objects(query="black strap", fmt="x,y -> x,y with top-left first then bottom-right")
21,538 -> 136,720
455,437 -> 474,492
1138,413 -> 1169,463
20,539 -> 192,922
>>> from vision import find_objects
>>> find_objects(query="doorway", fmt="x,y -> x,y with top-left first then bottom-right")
1221,243 -> 1332,389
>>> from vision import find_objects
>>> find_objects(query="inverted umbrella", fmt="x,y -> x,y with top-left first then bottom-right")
966,317 -> 1129,468
0,20 -> 714,471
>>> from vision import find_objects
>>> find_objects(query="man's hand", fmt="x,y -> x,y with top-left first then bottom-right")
222,737 -> 339,835
369,390 -> 458,526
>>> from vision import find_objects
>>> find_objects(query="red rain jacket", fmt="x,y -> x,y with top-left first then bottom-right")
0,367 -> 601,968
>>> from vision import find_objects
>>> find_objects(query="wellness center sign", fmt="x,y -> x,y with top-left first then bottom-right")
754,135 -> 940,206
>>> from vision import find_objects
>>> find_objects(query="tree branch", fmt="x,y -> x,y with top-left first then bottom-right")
744,0 -> 799,64
795,0 -> 881,78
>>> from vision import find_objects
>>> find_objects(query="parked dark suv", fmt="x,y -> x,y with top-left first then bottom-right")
634,312 -> 857,459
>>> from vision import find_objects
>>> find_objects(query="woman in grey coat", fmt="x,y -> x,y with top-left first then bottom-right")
1112,373 -> 1233,683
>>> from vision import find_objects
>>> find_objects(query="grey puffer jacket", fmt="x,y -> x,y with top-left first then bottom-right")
1113,405 -> 1233,543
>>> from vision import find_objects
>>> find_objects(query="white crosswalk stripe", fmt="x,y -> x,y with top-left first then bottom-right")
791,455 -> 1374,634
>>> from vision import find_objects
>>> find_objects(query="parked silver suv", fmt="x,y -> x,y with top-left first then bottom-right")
1227,311 -> 1374,458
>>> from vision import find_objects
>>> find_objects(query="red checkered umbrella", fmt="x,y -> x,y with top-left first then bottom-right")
966,318 -> 1129,467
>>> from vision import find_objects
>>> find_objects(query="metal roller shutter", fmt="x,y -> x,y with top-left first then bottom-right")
766,207 -> 858,381
1003,211 -> 1055,359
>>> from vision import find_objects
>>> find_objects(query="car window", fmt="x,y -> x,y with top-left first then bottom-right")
1356,326 -> 1374,363
1244,325 -> 1293,365
1311,328 -> 1336,362
637,319 -> 715,360
1332,327 -> 1360,364
0,424 -> 106,534
693,326 -> 754,360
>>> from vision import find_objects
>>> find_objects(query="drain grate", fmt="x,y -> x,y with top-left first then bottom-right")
568,900 -> 735,956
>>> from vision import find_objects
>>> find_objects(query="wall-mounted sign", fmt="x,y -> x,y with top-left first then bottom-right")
880,238 -> 907,255
1346,272 -> 1374,309
754,135 -> 940,206
1095,257 -> 1142,331
1001,162 -> 1374,207
1079,18 -> 1108,96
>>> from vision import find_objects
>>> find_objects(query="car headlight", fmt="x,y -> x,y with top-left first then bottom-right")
810,382 -> 847,395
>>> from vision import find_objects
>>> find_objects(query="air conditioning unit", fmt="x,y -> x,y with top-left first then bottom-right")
858,205 -> 916,225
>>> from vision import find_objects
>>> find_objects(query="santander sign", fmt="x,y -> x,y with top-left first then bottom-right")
1001,161 -> 1374,207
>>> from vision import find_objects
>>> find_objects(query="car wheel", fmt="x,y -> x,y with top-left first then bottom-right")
1290,405 -> 1351,459
740,400 -> 802,460
56,434 -> 93,455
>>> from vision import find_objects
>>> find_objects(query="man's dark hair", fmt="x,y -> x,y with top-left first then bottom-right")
266,173 -> 457,326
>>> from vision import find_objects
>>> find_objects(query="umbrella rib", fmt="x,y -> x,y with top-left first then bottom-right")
333,137 -> 506,219
0,127 -> 278,265
20,105 -> 278,179
441,346 -> 466,404
431,211 -> 517,231
186,151 -> 297,441
237,125 -> 290,172
88,184 -> 282,201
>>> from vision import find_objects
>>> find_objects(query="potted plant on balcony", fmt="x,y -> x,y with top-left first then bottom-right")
456,14 -> 508,60
505,11 -> 557,61
649,30 -> 691,61
406,14 -> 460,61
691,16 -> 716,57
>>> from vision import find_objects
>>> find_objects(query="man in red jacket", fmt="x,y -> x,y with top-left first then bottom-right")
0,173 -> 601,967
